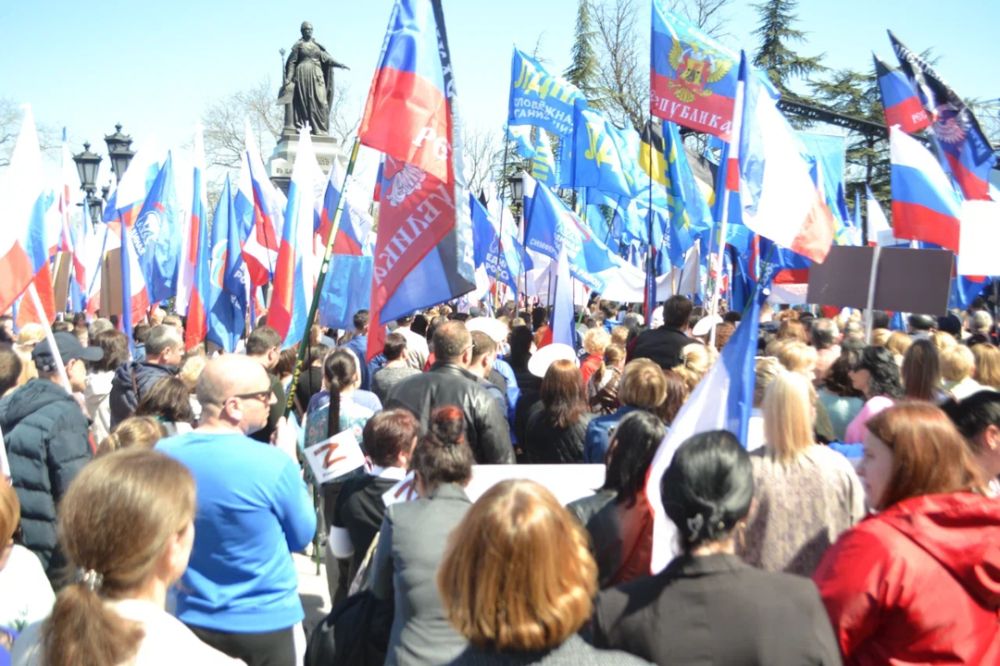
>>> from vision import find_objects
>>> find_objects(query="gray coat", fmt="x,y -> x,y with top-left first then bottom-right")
448,635 -> 651,665
371,483 -> 472,666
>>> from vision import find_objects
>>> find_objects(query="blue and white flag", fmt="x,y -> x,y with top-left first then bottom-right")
569,103 -> 638,197
507,48 -> 584,137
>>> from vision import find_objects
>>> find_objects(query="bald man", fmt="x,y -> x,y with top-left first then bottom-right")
157,355 -> 315,665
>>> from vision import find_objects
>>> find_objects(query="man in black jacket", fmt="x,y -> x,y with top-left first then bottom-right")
108,324 -> 183,427
1,332 -> 102,582
627,295 -> 697,370
385,321 -> 513,464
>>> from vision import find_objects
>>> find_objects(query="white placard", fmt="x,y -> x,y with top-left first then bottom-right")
303,430 -> 366,485
381,464 -> 606,508
958,200 -> 1000,276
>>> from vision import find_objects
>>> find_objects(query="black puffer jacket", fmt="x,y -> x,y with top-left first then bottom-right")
0,379 -> 92,579
108,361 -> 176,427
385,363 -> 514,464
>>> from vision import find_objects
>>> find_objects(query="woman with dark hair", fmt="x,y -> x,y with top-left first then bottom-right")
900,338 -> 945,402
327,409 -> 420,584
523,360 -> 592,463
569,411 -> 666,588
817,349 -> 864,442
814,402 -> 1000,664
507,325 -> 540,446
439,481 -> 650,665
592,431 -> 842,665
135,377 -> 195,435
12,449 -> 240,665
843,345 -> 902,444
84,329 -> 130,444
370,406 -> 475,666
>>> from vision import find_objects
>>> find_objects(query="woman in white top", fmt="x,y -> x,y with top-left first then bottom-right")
12,449 -> 241,666
0,482 -> 54,635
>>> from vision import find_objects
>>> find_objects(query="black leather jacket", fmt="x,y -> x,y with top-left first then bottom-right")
385,363 -> 514,464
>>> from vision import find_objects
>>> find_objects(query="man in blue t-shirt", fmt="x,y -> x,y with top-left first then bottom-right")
158,355 -> 315,666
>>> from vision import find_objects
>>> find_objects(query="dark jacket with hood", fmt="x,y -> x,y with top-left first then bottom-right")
385,362 -> 513,464
0,378 -> 92,580
814,492 -> 1000,665
108,360 -> 176,427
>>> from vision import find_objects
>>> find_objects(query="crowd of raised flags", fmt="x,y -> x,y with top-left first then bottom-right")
0,0 -> 997,438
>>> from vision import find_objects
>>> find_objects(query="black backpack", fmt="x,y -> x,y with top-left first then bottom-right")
304,589 -> 393,666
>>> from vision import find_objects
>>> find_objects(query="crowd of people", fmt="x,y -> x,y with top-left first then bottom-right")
0,294 -> 998,665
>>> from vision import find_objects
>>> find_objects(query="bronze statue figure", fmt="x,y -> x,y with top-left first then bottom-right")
280,21 -> 348,136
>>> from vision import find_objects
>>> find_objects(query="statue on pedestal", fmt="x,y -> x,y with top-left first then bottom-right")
279,21 -> 348,136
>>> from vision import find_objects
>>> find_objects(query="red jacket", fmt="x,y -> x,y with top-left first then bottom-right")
813,492 -> 1000,665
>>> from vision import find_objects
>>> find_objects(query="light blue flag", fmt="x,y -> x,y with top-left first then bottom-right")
569,103 -> 637,197
507,48 -> 583,137
133,152 -> 182,303
663,122 -> 712,266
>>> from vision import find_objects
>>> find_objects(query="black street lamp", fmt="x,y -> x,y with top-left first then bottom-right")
72,142 -> 104,225
104,123 -> 134,184
508,167 -> 526,223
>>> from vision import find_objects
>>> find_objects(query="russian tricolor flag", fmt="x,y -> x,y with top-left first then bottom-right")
359,0 -> 476,360
236,123 -> 284,288
890,126 -> 962,253
0,107 -> 51,320
730,52 -> 835,264
182,126 -> 209,350
359,0 -> 454,184
270,126 -> 322,346
873,55 -> 930,134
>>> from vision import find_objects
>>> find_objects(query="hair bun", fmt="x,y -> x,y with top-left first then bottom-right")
429,405 -> 466,447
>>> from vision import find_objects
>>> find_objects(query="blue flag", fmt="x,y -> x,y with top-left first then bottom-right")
507,48 -> 584,137
524,176 -> 618,291
664,121 -> 712,266
133,152 -> 182,303
470,194 -> 525,293
569,103 -> 638,197
207,176 -> 246,352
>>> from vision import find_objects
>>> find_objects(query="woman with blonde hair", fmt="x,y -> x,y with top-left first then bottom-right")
439,480 -> 649,665
96,417 -> 168,456
970,343 -> 1000,390
940,344 -> 983,400
738,371 -> 865,576
580,328 -> 610,387
12,449 -> 240,665
673,343 -> 713,394
885,331 -> 911,364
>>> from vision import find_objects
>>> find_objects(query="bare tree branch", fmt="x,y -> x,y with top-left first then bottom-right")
462,127 -> 501,196
591,0 -> 647,131
675,0 -> 733,39
201,78 -> 283,171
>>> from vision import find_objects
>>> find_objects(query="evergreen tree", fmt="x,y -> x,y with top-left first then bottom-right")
565,0 -> 601,103
752,0 -> 824,101
810,67 -> 890,207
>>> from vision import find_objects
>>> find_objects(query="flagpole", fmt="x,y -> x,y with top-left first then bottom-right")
708,67 -> 746,345
496,124 -> 513,312
283,139 -> 361,417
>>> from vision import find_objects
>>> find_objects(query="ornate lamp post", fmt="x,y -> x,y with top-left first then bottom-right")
103,123 -> 135,184
72,142 -> 103,225
507,167 -> 526,225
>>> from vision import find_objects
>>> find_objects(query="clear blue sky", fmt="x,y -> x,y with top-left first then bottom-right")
3,0 -> 998,178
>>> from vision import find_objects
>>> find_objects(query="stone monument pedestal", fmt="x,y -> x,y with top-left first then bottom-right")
268,130 -> 345,194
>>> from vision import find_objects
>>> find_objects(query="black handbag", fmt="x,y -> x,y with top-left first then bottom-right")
304,588 -> 393,666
